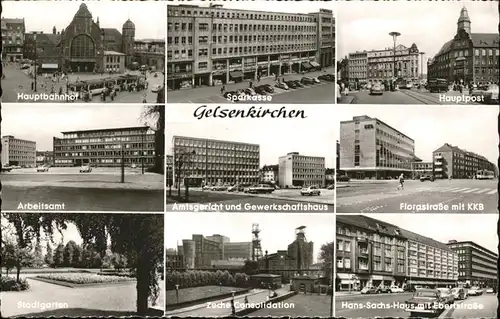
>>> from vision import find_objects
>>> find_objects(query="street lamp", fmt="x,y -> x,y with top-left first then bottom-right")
121,141 -> 125,183
175,284 -> 180,304
141,125 -> 147,175
389,31 -> 401,91
33,32 -> 38,92
419,52 -> 425,82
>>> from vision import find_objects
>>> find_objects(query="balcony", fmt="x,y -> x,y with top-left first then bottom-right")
358,264 -> 369,271
359,249 -> 369,255
435,155 -> 443,160
434,162 -> 442,166
435,168 -> 443,172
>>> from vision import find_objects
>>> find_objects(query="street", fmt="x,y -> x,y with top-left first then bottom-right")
1,168 -> 163,212
340,88 -> 484,105
335,292 -> 497,318
167,67 -> 335,104
336,179 -> 497,213
1,63 -> 164,103
166,188 -> 334,212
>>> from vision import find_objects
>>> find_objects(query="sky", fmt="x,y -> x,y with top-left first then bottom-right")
168,0 -> 335,15
2,1 -> 165,39
335,105 -> 498,163
2,105 -> 154,151
165,212 -> 334,263
337,1 -> 499,74
166,105 -> 338,168
364,213 -> 498,254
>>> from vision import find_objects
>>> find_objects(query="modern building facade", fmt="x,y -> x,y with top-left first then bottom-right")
432,143 -> 496,179
36,150 -> 54,166
340,115 -> 417,179
171,136 -> 260,187
447,240 -> 498,289
336,215 -> 459,291
346,43 -> 420,85
53,126 -> 155,167
412,161 -> 433,179
1,18 -> 25,62
1,135 -> 37,167
427,7 -> 500,85
278,152 -> 326,188
166,154 -> 174,186
167,4 -> 335,90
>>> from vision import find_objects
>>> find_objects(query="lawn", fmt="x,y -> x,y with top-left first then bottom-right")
36,273 -> 135,285
166,285 -> 247,306
249,293 -> 332,317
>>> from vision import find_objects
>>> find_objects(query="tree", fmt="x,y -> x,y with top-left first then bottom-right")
14,247 -> 34,282
1,240 -> 17,276
32,242 -> 44,268
2,213 -> 164,315
63,240 -> 78,267
54,244 -> 65,268
141,105 -> 164,174
242,260 -> 259,275
112,253 -> 128,272
73,245 -> 83,268
319,242 -> 334,285
44,243 -> 54,267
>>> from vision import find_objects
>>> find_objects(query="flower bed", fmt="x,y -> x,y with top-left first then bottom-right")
36,273 -> 135,284
97,272 -> 135,278
0,276 -> 30,291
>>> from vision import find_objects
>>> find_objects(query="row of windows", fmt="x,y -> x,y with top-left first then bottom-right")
55,151 -> 155,157
174,140 -> 259,152
168,22 -> 317,33
434,48 -> 500,62
168,8 -> 319,23
170,33 -> 317,46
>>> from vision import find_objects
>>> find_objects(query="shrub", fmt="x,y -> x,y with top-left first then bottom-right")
36,273 -> 134,284
0,276 -> 30,291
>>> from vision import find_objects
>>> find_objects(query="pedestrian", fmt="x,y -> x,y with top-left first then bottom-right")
220,85 -> 225,95
230,299 -> 236,315
397,173 -> 404,190
244,296 -> 249,304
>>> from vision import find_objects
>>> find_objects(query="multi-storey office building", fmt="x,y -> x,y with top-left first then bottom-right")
278,152 -> 325,188
433,143 -> 496,179
340,115 -> 417,179
1,18 -> 25,62
427,7 -> 499,85
336,215 -> 459,291
347,51 -> 368,83
336,215 -> 407,290
1,135 -> 37,167
206,234 -> 253,260
167,4 -> 335,90
171,136 -> 260,187
53,126 -> 155,167
400,229 -> 459,288
411,161 -> 433,179
447,240 -> 498,289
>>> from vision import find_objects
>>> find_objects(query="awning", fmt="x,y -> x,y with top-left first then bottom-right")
229,71 -> 243,78
41,63 -> 58,69
337,273 -> 353,280
310,61 -> 320,67
301,62 -> 312,69
340,279 -> 355,285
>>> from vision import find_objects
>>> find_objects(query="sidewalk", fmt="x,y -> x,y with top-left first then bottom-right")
3,179 -> 164,191
338,95 -> 355,104
335,291 -> 361,296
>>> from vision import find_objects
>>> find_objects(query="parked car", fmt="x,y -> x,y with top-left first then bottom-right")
482,84 -> 499,104
312,77 -> 321,83
248,184 -> 275,194
318,74 -> 335,82
486,288 -> 494,294
300,185 -> 321,196
260,84 -> 274,93
360,286 -> 377,294
405,288 -> 446,316
254,86 -> 269,95
301,77 -> 315,85
213,185 -> 228,191
131,164 -> 137,169
275,82 -> 289,90
286,80 -> 298,89
227,185 -> 237,192
370,82 -> 384,95
224,91 -> 238,99
376,286 -> 390,293
420,175 -> 435,182
36,165 -> 49,172
79,165 -> 92,173
327,184 -> 335,190
467,286 -> 483,296
389,286 -> 404,293
337,175 -> 351,182
450,287 -> 467,300
436,288 -> 455,305
293,80 -> 305,88
244,88 -> 257,96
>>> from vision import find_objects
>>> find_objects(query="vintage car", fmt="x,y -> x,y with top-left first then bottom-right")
36,165 -> 49,172
300,185 -> 321,196
450,287 -> 467,300
405,288 -> 447,316
247,184 -> 275,194
79,165 -> 92,173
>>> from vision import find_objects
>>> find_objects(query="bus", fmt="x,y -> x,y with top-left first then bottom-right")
476,170 -> 495,180
68,75 -> 142,97
427,78 -> 449,93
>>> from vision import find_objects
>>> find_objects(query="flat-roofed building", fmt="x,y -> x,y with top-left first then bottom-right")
278,152 -> 326,188
171,135 -> 260,187
340,115 -> 417,180
167,4 -> 334,89
433,143 -> 496,179
412,161 -> 433,179
53,126 -> 155,167
1,135 -> 37,167
447,240 -> 498,289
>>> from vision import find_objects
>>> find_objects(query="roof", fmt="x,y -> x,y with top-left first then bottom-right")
61,126 -> 148,135
135,38 -> 165,43
1,18 -> 24,24
123,19 -> 135,29
102,28 -> 122,39
397,228 -> 451,251
470,33 -> 500,48
435,39 -> 454,57
41,34 -> 61,46
433,143 -> 492,163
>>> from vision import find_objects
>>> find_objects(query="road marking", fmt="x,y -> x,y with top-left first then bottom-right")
445,187 -> 463,192
462,188 -> 481,193
474,188 -> 491,194
486,189 -> 497,195
451,188 -> 470,193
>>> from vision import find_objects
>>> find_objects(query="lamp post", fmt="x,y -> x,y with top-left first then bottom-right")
33,32 -> 38,92
141,125 -> 146,175
175,284 -> 180,304
121,141 -> 125,183
389,32 -> 401,90
419,52 -> 425,83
